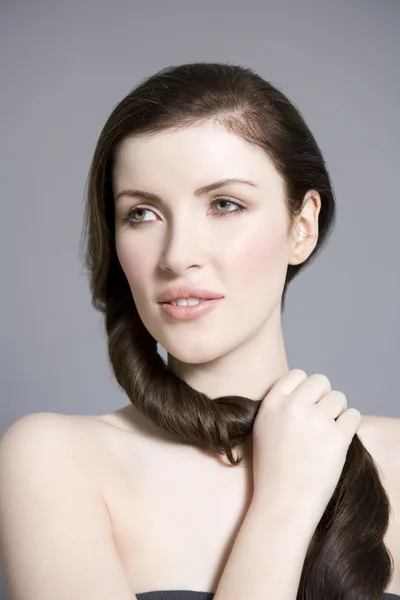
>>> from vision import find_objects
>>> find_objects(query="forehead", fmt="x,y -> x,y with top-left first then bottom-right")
112,122 -> 282,190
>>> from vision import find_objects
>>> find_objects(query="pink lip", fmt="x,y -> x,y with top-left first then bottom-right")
159,298 -> 223,321
157,286 -> 224,304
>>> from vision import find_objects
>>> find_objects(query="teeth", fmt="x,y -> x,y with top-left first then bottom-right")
169,298 -> 207,306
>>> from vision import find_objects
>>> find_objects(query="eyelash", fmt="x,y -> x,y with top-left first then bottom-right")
121,197 -> 246,228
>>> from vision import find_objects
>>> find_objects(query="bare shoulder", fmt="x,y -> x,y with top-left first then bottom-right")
0,411 -> 103,501
358,414 -> 400,592
0,412 -> 83,459
0,408 -> 145,490
0,412 -> 136,599
357,414 -> 400,514
358,414 -> 400,484
0,411 -> 102,464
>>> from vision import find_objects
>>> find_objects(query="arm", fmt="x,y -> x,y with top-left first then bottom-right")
0,412 -> 136,600
214,495 -> 316,600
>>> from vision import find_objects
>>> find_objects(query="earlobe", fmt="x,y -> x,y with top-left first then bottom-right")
288,227 -> 317,266
288,238 -> 306,266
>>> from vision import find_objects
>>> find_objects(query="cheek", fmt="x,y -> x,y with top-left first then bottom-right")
228,223 -> 288,285
116,238 -> 149,292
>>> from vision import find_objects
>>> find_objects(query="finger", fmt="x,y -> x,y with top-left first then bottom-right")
315,391 -> 347,419
293,373 -> 332,405
335,408 -> 362,439
269,369 -> 308,396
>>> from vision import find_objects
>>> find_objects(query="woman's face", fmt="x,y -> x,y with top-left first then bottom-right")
112,121 -> 301,365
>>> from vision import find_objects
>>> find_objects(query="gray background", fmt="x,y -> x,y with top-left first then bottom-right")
0,0 -> 399,597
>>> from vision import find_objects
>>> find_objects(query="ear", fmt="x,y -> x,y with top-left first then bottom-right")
288,190 -> 321,266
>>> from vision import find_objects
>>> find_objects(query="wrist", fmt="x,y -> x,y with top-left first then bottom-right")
249,493 -> 317,542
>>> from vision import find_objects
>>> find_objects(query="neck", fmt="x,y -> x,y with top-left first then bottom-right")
167,303 -> 290,404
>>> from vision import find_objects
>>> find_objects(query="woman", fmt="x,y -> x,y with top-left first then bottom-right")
0,62 -> 399,599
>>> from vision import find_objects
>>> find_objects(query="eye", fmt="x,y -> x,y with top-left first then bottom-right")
211,197 -> 244,216
121,196 -> 246,228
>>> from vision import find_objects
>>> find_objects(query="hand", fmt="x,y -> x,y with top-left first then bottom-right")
251,369 -> 362,528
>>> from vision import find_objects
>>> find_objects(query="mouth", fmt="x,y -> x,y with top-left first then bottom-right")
159,297 -> 224,321
157,287 -> 224,304
161,298 -> 210,306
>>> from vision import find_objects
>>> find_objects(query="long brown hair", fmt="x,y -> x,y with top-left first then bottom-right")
80,62 -> 393,598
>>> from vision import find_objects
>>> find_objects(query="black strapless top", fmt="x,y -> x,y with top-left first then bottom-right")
135,590 -> 400,599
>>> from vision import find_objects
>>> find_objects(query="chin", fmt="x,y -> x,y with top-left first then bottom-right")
156,336 -> 225,367
166,346 -> 223,367
142,318 -> 232,366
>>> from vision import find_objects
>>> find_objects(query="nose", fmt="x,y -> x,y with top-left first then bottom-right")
158,214 -> 206,275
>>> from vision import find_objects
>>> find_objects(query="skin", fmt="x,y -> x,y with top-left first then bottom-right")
112,120 -> 321,412
0,123 -> 399,598
109,124 -> 400,592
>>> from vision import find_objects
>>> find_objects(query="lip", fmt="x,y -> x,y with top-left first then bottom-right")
157,286 -> 224,304
159,297 -> 224,321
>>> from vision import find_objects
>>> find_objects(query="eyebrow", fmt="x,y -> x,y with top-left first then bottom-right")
114,178 -> 258,204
